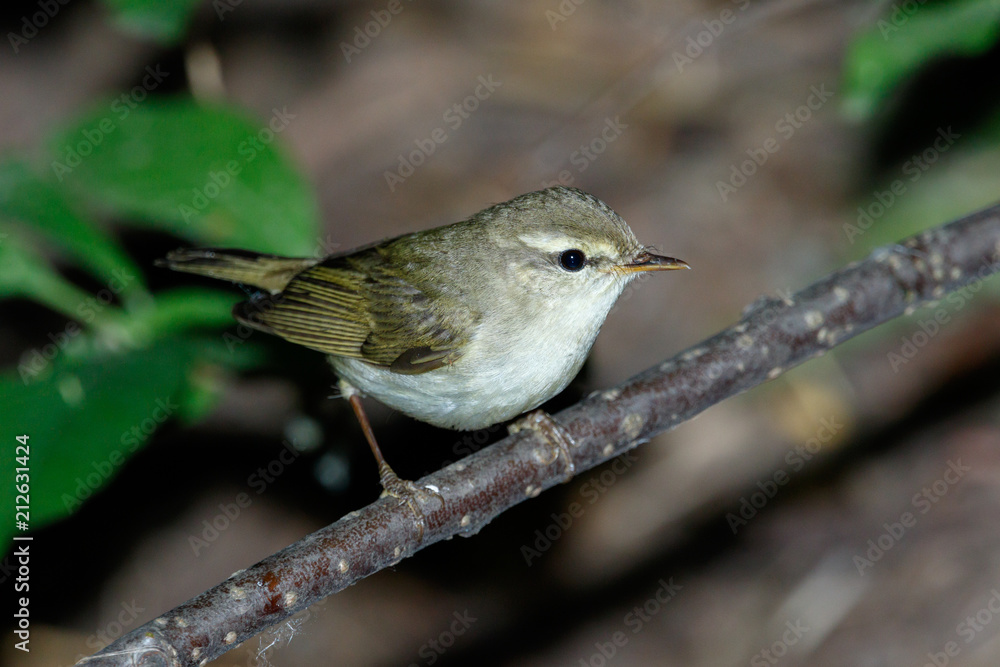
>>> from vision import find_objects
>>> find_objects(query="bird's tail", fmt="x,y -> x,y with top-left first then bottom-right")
155,249 -> 316,294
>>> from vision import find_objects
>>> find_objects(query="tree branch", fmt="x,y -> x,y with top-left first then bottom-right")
80,202 -> 1000,666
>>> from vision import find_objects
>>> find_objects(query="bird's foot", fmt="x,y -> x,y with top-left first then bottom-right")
509,410 -> 577,482
378,461 -> 443,542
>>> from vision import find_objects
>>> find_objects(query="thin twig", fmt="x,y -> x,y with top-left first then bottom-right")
80,202 -> 1000,666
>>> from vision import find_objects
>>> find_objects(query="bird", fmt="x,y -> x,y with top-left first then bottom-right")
157,186 -> 688,531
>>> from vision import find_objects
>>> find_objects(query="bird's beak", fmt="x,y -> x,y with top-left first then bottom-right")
616,251 -> 690,274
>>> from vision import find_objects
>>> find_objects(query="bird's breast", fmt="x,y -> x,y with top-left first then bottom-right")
332,284 -> 623,431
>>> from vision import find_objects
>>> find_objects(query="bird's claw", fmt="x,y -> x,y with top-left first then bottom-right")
378,462 -> 443,542
509,410 -> 577,482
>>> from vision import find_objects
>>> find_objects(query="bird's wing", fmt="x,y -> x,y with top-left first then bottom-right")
233,246 -> 475,374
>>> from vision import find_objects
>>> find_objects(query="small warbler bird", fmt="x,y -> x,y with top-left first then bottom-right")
158,187 -> 687,525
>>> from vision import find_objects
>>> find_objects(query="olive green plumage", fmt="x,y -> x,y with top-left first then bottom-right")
158,186 -> 687,430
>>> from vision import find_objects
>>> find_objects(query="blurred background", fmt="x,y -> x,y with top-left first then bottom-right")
3,0 -> 1000,665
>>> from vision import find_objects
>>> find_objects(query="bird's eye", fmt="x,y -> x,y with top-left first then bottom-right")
559,249 -> 586,271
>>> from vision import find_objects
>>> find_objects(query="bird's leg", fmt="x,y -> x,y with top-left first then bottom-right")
508,410 -> 577,482
340,380 -> 442,541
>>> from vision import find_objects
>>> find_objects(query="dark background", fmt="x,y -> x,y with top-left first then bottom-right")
3,1 -> 1000,665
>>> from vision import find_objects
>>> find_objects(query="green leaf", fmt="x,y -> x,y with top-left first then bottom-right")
843,0 -> 1000,120
845,148 -> 1000,255
0,230 -> 103,322
99,0 -> 203,44
0,326 -> 266,551
0,336 -> 200,549
124,287 -> 242,341
50,98 -> 320,255
0,159 -> 147,304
